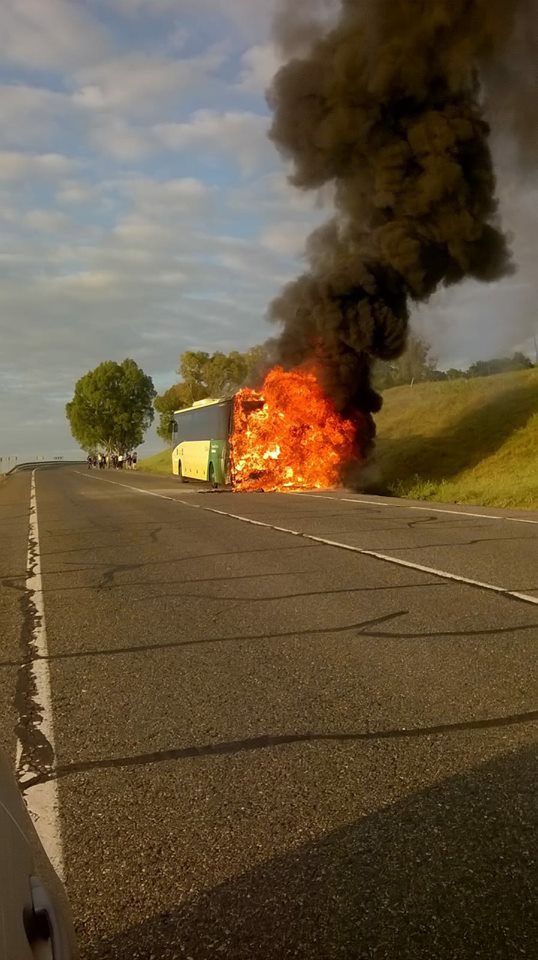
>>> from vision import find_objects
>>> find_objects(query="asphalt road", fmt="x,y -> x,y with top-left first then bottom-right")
1,465 -> 537,959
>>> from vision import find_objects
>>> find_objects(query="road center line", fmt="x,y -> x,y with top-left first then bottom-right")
76,472 -> 538,607
16,469 -> 65,879
289,492 -> 538,525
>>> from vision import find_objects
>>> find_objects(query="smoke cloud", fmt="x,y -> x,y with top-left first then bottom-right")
272,0 -> 339,57
268,0 -> 535,433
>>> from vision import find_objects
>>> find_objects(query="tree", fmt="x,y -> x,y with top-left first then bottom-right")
202,351 -> 247,397
466,352 -> 534,378
66,359 -> 156,453
177,351 -> 211,405
399,334 -> 438,383
154,381 -> 207,443
154,345 -> 272,444
373,332 -> 440,389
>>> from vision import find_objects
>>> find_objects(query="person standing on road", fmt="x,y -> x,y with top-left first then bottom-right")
132,451 -> 138,470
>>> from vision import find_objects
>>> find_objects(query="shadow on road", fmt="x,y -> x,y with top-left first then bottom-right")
83,743 -> 537,959
377,381 -> 538,485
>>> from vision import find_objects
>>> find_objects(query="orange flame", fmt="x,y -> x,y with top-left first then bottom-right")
231,366 -> 359,492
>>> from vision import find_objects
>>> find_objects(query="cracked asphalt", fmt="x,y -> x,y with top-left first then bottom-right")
1,465 -> 537,959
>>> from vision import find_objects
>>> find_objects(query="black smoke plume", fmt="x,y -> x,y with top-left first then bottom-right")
268,0 -> 533,437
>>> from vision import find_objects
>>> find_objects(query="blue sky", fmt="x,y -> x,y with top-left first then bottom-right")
0,0 -> 536,459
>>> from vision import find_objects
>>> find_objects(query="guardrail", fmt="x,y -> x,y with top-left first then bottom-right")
2,460 -> 85,476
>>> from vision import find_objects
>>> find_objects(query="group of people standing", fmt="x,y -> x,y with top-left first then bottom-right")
87,452 -> 138,470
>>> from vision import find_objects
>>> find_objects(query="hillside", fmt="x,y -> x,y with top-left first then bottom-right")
140,368 -> 538,509
138,449 -> 173,475
374,368 -> 538,509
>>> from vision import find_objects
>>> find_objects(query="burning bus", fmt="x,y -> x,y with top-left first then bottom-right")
171,366 -> 361,492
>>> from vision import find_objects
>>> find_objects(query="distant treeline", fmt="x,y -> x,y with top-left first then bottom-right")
373,337 -> 535,391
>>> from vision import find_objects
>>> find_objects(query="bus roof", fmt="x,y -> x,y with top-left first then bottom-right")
173,397 -> 230,415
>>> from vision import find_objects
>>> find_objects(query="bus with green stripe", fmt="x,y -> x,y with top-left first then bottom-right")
171,398 -> 234,485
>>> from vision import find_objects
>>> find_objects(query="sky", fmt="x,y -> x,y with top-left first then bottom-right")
0,0 -> 536,460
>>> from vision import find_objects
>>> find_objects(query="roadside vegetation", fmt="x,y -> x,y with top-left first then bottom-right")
375,368 -> 538,509
138,449 -> 173,475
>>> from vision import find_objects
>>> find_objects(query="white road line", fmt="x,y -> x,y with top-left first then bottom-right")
16,470 -> 65,879
290,492 -> 538,526
76,472 -> 538,607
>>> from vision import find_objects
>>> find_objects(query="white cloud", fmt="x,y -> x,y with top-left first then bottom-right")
72,50 -> 224,117
118,176 -> 211,213
50,264 -> 188,295
110,217 -> 178,248
50,269 -> 122,293
234,171 -> 329,216
111,0 -> 277,36
1,0 -> 110,71
0,85 -> 75,148
87,116 -> 154,162
208,234 -> 294,286
238,44 -> 282,94
24,209 -> 70,232
259,222 -> 310,258
156,110 -> 273,174
199,0 -> 276,39
0,151 -> 74,180
56,180 -> 101,205
105,0 -> 180,12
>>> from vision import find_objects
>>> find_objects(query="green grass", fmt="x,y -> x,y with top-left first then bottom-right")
138,449 -> 175,475
374,368 -> 538,509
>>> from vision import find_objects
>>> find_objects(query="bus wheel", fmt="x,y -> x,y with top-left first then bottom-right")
178,461 -> 187,483
208,463 -> 217,489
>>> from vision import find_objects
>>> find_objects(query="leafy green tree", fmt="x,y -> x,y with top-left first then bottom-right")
66,359 -> 156,453
201,351 -> 247,398
177,351 -> 211,404
242,344 -> 271,382
154,345 -> 272,444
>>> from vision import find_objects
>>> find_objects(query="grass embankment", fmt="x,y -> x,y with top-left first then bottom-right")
140,369 -> 538,509
138,448 -> 175,475
375,368 -> 538,509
